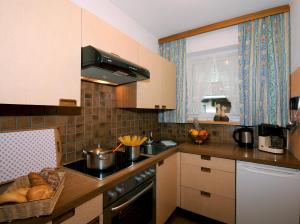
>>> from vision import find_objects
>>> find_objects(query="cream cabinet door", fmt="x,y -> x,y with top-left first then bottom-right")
0,0 -> 81,106
160,58 -> 176,109
156,153 -> 177,224
81,9 -> 139,64
137,46 -> 162,108
61,194 -> 103,224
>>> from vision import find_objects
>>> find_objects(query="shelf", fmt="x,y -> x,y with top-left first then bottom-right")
187,120 -> 240,126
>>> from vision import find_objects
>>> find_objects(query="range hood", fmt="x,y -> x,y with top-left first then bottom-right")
81,46 -> 150,85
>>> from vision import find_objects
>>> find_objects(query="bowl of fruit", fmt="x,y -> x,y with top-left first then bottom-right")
189,129 -> 209,145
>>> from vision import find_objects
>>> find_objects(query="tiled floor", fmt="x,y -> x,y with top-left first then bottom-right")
166,208 -> 223,224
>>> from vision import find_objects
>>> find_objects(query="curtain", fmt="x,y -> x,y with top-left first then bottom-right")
159,39 -> 187,123
238,12 -> 290,126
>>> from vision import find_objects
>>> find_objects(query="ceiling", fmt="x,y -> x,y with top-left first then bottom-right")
110,0 -> 291,38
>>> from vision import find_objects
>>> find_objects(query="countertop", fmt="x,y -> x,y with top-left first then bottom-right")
179,142 -> 300,169
7,142 -> 300,223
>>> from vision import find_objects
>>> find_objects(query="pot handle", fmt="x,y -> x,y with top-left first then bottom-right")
232,129 -> 240,143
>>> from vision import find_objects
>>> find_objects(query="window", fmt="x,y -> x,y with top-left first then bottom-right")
186,26 -> 240,122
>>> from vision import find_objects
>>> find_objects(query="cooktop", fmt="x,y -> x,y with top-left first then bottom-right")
64,151 -> 149,179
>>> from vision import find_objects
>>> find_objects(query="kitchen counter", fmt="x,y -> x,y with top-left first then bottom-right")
179,142 -> 300,169
7,142 -> 300,223
8,146 -> 177,224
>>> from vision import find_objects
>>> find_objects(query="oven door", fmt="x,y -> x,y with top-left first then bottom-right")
103,178 -> 155,224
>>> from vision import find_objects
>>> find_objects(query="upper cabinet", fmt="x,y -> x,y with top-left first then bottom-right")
116,45 -> 176,109
82,9 -> 139,64
161,58 -> 176,109
0,0 -> 81,106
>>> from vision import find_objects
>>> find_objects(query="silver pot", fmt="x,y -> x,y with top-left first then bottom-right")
83,144 -> 114,170
125,146 -> 141,161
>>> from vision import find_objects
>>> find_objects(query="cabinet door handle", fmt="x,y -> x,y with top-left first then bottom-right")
154,105 -> 160,109
200,191 -> 211,198
158,160 -> 164,166
162,105 -> 166,109
201,155 -> 211,160
201,167 -> 211,173
59,99 -> 77,106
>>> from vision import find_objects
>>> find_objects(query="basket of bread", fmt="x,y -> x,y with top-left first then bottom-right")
0,168 -> 65,222
189,128 -> 209,144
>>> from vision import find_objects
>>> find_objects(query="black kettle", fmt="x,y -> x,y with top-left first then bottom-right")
233,127 -> 254,148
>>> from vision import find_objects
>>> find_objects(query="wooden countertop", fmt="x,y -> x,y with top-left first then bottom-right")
178,142 -> 300,169
7,142 -> 300,223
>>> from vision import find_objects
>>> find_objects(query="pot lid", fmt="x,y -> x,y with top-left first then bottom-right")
85,144 -> 112,155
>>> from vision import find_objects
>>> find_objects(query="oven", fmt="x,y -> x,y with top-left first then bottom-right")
103,166 -> 156,224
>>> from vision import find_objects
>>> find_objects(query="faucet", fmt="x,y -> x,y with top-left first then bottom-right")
145,131 -> 154,145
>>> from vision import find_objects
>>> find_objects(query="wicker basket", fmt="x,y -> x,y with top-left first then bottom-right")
0,172 -> 65,222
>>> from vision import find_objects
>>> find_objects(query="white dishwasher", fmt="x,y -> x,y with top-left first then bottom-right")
236,161 -> 300,224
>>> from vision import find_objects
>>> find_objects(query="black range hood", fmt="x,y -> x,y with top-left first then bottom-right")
81,46 -> 150,85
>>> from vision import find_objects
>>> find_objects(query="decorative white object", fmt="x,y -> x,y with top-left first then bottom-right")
0,129 -> 61,184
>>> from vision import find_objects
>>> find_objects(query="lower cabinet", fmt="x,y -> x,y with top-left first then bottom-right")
180,153 -> 235,224
54,194 -> 103,224
156,153 -> 178,224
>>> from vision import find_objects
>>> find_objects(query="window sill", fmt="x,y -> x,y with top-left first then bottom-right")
187,120 -> 240,126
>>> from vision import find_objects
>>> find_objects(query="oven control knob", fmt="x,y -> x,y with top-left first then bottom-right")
149,168 -> 155,174
107,191 -> 117,200
135,176 -> 142,183
115,186 -> 125,194
140,173 -> 146,179
145,171 -> 151,176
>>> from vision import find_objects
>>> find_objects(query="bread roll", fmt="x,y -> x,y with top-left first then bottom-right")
10,187 -> 30,196
28,172 -> 48,187
26,185 -> 54,201
0,189 -> 29,205
40,168 -> 60,190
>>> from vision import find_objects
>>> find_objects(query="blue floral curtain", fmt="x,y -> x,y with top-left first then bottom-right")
238,12 -> 290,126
159,39 -> 187,123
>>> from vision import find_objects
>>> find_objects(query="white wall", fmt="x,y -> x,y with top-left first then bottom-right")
186,26 -> 238,54
70,0 -> 158,52
291,0 -> 300,72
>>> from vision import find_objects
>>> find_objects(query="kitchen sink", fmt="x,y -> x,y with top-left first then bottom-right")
141,142 -> 175,155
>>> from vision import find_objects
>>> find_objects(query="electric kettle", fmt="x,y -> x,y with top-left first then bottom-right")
233,127 -> 254,148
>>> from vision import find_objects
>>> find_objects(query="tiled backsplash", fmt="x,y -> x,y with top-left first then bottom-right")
159,123 -> 239,144
0,81 -> 239,164
0,81 -> 159,164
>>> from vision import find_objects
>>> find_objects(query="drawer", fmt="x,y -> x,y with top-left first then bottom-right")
59,194 -> 103,224
181,186 -> 235,224
181,163 -> 235,198
181,153 -> 235,173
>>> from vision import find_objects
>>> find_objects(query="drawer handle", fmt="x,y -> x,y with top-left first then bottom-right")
154,105 -> 160,109
162,105 -> 166,109
201,155 -> 211,160
200,191 -> 211,198
201,167 -> 211,173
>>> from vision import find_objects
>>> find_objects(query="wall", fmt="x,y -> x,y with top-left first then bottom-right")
0,81 -> 159,164
186,26 -> 238,54
291,0 -> 300,72
71,0 -> 158,52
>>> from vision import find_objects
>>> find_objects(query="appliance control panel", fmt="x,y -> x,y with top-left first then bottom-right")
103,165 -> 156,207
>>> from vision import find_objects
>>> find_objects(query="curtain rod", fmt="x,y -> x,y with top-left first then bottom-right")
158,4 -> 290,44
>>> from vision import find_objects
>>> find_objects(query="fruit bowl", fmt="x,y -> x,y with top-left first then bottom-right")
189,129 -> 209,145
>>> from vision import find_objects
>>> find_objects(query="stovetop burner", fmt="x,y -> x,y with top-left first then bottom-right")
64,151 -> 149,179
